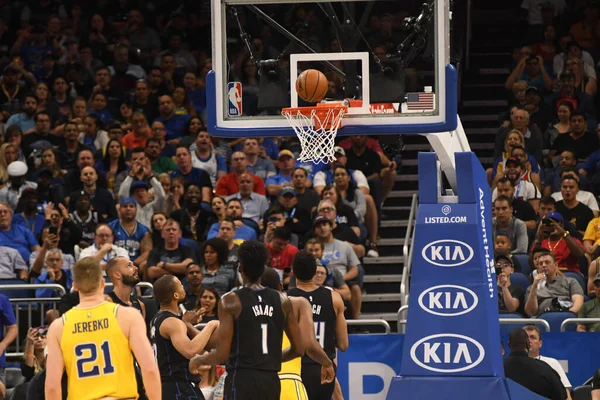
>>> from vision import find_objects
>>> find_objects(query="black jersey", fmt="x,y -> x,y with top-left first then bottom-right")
288,286 -> 337,363
226,287 -> 284,372
107,291 -> 143,314
150,310 -> 200,383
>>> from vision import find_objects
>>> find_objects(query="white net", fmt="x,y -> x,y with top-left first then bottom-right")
282,105 -> 347,164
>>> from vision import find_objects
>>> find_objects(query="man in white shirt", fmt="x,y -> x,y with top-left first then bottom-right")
523,325 -> 572,400
78,224 -> 129,270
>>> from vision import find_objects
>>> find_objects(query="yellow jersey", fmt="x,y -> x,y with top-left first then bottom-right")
279,332 -> 301,377
60,302 -> 138,400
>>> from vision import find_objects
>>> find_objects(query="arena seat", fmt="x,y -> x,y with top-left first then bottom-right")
5,367 -> 25,389
538,311 -> 577,332
510,272 -> 529,292
513,253 -> 531,276
571,385 -> 591,400
564,271 -> 586,293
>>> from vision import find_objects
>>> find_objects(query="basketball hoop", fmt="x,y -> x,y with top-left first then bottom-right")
282,103 -> 348,164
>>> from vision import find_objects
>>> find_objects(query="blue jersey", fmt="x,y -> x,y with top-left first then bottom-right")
108,220 -> 149,260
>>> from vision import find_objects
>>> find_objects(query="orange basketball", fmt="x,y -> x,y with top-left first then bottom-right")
296,69 -> 328,103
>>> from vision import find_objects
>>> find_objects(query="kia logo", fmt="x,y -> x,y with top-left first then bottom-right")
421,239 -> 474,267
417,285 -> 479,317
410,334 -> 485,373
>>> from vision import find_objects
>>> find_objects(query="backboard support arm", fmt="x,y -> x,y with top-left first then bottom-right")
421,115 -> 470,198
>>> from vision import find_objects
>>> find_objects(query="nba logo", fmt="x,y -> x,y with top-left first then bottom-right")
227,82 -> 243,117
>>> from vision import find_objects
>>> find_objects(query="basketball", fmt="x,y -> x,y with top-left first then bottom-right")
296,69 -> 328,103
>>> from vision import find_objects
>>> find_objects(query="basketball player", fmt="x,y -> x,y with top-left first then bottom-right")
105,257 -> 146,318
189,240 -> 305,400
44,257 -> 161,400
151,274 -> 219,400
288,251 -> 348,400
261,267 -> 335,400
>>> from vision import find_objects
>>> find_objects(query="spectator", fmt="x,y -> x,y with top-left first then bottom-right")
40,202 -> 82,258
78,223 -> 129,268
68,166 -> 117,222
524,250 -> 584,316
495,177 -> 537,230
147,219 -> 197,281
146,138 -> 176,175
495,235 -> 523,271
493,157 -> 541,212
551,71 -> 595,127
5,93 -> 37,133
538,196 -> 581,240
29,228 -> 75,276
0,143 -> 18,187
77,114 -> 109,153
12,188 -> 46,236
291,167 -> 319,214
491,131 -> 540,188
122,112 -> 151,149
266,227 -> 299,284
108,197 -> 150,264
215,151 -> 266,197
156,95 -> 190,141
494,109 -> 544,164
523,325 -> 572,399
68,192 -> 102,248
57,122 -> 84,172
113,148 -> 152,194
0,161 -> 37,210
523,86 -> 552,135
577,274 -> 600,332
496,254 -> 524,315
569,2 -> 600,48
182,262 -> 204,311
196,288 -> 220,322
132,80 -> 159,123
0,294 -> 17,384
554,175 -> 595,234
553,34 -> 594,73
171,146 -> 212,202
190,130 -> 227,187
225,173 -> 269,224
95,139 -> 127,193
550,112 -> 598,162
242,138 -> 276,181
551,169 -> 598,216
171,183 -> 213,241
313,146 -> 372,195
89,65 -> 124,117
544,102 -> 574,149
265,150 -> 296,197
118,172 -> 166,228
303,239 -> 351,301
269,187 -> 312,238
546,150 -> 588,195
200,237 -> 238,297
311,198 -> 366,258
21,326 -> 47,386
492,196 -> 528,253
216,218 -> 241,268
33,249 -> 73,298
505,55 -> 553,93
314,215 -> 362,319
63,148 -> 109,194
207,198 -> 257,241
533,212 -> 584,272
0,202 -> 40,264
0,66 -> 24,119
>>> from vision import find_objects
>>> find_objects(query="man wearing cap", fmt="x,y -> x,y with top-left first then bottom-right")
109,197 -> 150,264
216,151 -> 266,196
525,250 -> 584,317
313,215 -> 362,319
493,156 -> 541,212
225,172 -> 268,224
269,185 -> 312,237
265,150 -> 296,197
118,163 -> 166,228
496,254 -> 524,315
5,93 -> 37,133
503,328 -> 566,400
550,112 -> 598,161
577,274 -> 600,332
313,146 -> 370,195
0,161 -> 37,210
533,212 -> 584,271
12,188 -> 45,236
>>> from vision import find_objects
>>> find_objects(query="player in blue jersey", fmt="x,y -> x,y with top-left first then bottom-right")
109,197 -> 150,265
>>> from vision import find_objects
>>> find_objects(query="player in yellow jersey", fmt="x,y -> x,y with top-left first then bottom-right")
261,267 -> 335,400
45,257 -> 161,400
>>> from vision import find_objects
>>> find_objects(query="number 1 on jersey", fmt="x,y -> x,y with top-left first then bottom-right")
261,323 -> 268,355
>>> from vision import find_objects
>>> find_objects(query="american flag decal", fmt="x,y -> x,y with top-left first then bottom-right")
406,92 -> 435,110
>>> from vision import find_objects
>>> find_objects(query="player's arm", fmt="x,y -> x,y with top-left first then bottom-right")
160,318 -> 219,359
44,318 -> 65,400
281,294 -> 304,363
119,307 -> 162,400
190,292 -> 239,372
332,291 -> 348,351
293,297 -> 334,383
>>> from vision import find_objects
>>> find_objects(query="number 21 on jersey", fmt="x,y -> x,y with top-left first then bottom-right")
75,341 -> 115,378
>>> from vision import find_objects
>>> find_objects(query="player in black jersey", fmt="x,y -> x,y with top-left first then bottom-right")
288,251 -> 348,400
189,240 -> 305,400
152,275 -> 219,400
105,257 -> 146,317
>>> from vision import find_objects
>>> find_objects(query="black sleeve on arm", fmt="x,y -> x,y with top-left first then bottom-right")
202,171 -> 213,189
147,249 -> 161,268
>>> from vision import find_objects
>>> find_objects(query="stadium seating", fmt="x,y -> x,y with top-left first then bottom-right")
510,272 -> 529,293
538,311 -> 578,332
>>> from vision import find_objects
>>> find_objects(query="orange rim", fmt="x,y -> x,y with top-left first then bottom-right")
282,104 -> 347,130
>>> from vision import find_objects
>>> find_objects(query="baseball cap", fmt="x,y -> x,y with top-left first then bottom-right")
313,215 -> 332,227
593,273 -> 600,284
525,86 -> 540,96
280,187 -> 296,197
546,211 -> 564,222
278,149 -> 295,159
505,157 -> 521,167
495,254 -> 514,267
7,161 -> 28,177
333,146 -> 345,156
119,197 -> 137,207
130,180 -> 149,194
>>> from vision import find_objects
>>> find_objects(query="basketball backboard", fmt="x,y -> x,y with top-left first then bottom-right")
207,0 -> 456,137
